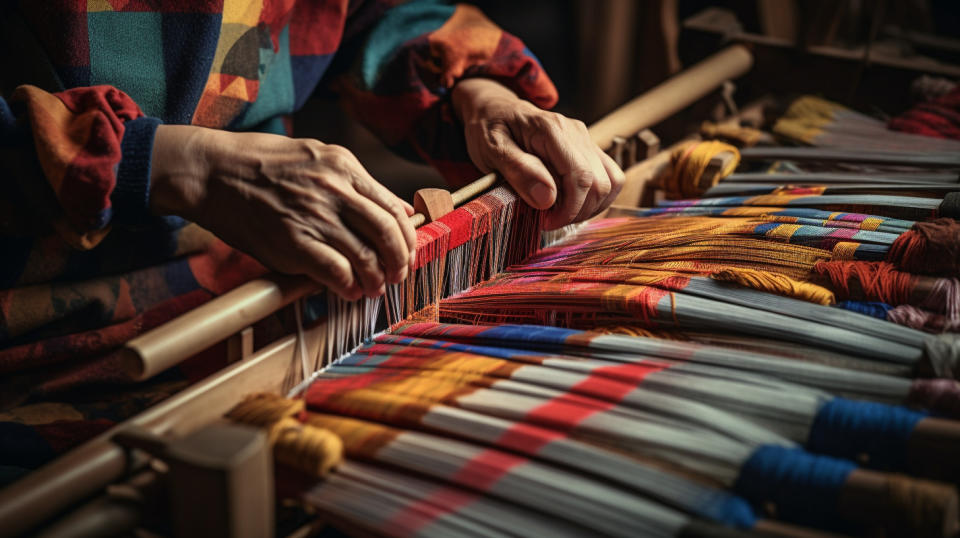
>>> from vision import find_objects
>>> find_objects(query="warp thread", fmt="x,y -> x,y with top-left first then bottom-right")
888,219 -> 960,277
711,268 -> 835,305
907,379 -> 960,419
806,398 -> 927,471
227,393 -> 344,477
666,140 -> 740,199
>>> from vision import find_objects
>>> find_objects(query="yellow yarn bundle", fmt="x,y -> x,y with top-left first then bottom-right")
710,267 -> 836,305
228,393 -> 344,478
666,140 -> 740,199
772,96 -> 846,144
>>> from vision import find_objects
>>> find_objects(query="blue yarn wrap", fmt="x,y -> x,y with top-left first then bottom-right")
735,445 -> 854,528
693,489 -> 758,529
808,398 -> 927,470
834,300 -> 893,319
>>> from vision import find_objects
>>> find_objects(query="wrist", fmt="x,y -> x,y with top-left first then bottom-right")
149,124 -> 219,219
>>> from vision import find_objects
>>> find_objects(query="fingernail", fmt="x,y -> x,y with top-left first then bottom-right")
529,183 -> 554,209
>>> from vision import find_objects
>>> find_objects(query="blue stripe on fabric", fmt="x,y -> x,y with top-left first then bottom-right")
336,354 -> 391,371
752,222 -> 778,235
852,243 -> 888,260
735,445 -> 854,529
807,398 -> 927,470
383,335 -> 549,360
477,324 -> 582,346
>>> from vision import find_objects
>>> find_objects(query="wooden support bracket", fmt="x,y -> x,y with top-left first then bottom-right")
226,327 -> 255,364
608,136 -> 628,169
113,424 -> 274,538
413,188 -> 455,223
634,129 -> 661,161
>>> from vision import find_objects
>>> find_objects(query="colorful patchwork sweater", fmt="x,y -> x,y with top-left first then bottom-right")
0,0 -> 556,470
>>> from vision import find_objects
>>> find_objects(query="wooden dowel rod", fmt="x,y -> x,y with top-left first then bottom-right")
118,44 -> 755,382
589,44 -> 754,151
121,274 -> 316,380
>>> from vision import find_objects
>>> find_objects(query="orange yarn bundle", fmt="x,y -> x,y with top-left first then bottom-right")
814,261 -> 914,305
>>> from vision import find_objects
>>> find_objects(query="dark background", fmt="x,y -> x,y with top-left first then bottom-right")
295,0 -> 960,201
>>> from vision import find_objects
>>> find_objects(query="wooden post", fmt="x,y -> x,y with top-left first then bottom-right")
634,129 -> 661,161
226,327 -> 254,363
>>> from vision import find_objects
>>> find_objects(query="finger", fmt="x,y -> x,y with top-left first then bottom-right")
541,148 -> 599,230
319,216 -> 389,297
528,119 -> 612,228
483,125 -> 557,210
590,147 -> 626,218
296,240 -> 365,301
569,149 -> 612,224
349,170 -> 418,267
340,191 -> 411,285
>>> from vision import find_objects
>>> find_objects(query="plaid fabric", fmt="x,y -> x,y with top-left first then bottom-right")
0,0 -> 556,473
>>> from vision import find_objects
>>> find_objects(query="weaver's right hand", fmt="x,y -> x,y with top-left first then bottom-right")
148,125 -> 417,301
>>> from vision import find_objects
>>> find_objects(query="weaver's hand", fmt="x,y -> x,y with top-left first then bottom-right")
149,125 -> 416,301
453,78 -> 624,230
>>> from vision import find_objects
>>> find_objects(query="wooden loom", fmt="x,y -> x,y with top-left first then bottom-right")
0,44 -> 757,538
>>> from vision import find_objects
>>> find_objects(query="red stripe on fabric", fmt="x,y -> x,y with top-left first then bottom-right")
385,487 -> 477,533
592,361 -> 670,385
384,449 -> 526,532
522,361 -> 669,430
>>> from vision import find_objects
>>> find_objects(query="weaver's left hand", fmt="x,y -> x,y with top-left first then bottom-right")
452,78 -> 624,230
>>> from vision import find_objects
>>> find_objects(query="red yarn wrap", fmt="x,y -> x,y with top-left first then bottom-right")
907,379 -> 960,419
887,218 -> 960,276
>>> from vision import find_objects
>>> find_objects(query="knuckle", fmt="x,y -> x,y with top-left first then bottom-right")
355,243 -> 378,265
611,168 -> 626,189
323,145 -> 355,169
595,177 -> 612,198
574,172 -> 597,191
325,262 -> 355,289
299,139 -> 325,161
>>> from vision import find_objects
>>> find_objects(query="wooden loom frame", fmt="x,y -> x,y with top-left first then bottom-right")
0,45 -> 754,537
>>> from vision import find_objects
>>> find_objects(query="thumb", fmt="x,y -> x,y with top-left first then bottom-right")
486,129 -> 557,210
